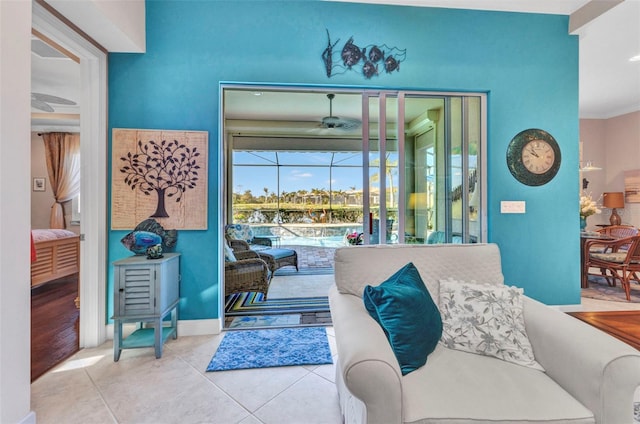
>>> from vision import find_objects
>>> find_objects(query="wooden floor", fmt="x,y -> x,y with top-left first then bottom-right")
31,274 -> 79,382
567,310 -> 640,351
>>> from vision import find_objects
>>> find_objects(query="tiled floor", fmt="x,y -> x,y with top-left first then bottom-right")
31,327 -> 341,424
31,288 -> 640,424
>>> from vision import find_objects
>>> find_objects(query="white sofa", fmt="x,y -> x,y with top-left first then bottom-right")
328,243 -> 640,424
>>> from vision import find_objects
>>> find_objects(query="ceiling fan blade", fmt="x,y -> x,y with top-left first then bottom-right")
31,99 -> 55,112
32,92 -> 77,105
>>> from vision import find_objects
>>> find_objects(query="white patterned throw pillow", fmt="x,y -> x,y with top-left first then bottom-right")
439,279 -> 544,371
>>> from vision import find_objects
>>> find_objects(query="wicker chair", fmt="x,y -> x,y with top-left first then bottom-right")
224,224 -> 272,249
593,225 -> 638,250
226,237 -> 298,275
224,243 -> 271,299
585,235 -> 640,300
585,225 -> 639,286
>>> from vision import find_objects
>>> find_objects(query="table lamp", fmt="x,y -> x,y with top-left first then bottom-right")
602,192 -> 625,225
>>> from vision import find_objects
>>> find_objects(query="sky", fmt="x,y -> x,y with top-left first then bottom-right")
232,151 -> 475,197
232,151 -> 365,196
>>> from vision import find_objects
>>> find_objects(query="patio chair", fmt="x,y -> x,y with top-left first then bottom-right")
224,240 -> 271,299
225,224 -> 298,275
585,235 -> 640,300
224,224 -> 272,250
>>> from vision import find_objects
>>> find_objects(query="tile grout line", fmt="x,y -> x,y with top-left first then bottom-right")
83,366 -> 121,423
175,349 -> 315,420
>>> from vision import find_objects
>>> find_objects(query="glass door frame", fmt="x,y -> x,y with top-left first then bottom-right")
221,83 -> 487,244
361,89 -> 487,245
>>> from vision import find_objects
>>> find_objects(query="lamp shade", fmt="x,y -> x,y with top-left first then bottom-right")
603,192 -> 625,209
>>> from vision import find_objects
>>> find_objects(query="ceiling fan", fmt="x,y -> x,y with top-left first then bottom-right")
318,93 -> 361,131
31,92 -> 77,112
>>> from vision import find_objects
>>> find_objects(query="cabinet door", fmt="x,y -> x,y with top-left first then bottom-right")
117,265 -> 155,316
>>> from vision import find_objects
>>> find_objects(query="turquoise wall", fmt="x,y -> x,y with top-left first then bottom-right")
108,0 -> 580,321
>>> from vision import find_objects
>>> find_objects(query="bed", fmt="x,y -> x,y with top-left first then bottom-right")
31,229 -> 80,288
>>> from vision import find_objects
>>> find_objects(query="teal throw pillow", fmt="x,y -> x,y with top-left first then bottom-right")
363,262 -> 442,375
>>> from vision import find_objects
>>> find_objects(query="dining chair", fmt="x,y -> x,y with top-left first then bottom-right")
586,235 -> 640,301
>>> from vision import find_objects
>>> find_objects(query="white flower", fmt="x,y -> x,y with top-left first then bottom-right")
580,193 -> 601,218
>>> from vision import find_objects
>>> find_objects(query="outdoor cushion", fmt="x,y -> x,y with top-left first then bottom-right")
225,224 -> 255,243
257,248 -> 295,260
223,241 -> 236,262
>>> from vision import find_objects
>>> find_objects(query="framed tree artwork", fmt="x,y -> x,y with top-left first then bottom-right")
111,129 -> 208,230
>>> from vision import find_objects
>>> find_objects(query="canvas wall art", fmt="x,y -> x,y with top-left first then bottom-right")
111,129 -> 208,230
624,169 -> 640,203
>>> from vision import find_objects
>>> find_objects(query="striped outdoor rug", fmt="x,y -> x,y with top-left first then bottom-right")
225,292 -> 330,316
274,267 -> 333,276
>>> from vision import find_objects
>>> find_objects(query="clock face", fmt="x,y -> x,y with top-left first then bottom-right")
521,139 -> 555,175
506,129 -> 561,186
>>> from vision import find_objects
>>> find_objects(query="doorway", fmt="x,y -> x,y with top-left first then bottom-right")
32,2 -> 109,348
220,85 -> 486,328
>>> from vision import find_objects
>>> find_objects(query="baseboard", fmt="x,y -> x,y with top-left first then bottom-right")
105,319 -> 221,340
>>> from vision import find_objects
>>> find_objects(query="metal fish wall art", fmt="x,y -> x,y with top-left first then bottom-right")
322,30 -> 406,79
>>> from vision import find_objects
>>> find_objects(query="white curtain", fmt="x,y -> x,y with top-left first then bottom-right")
42,132 -> 80,228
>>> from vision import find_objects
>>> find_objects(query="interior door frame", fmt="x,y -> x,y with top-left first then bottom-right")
33,3 -> 108,348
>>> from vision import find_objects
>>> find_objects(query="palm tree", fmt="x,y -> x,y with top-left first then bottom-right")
370,154 -> 398,207
297,189 -> 308,204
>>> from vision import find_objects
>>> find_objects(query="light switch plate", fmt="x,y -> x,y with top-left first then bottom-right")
501,201 -> 526,213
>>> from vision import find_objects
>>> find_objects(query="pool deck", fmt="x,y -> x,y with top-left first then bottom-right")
281,244 -> 336,270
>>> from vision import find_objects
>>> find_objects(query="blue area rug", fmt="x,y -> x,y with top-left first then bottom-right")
206,327 -> 333,372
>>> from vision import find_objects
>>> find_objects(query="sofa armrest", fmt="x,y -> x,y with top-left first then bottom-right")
523,296 -> 640,424
329,285 -> 403,424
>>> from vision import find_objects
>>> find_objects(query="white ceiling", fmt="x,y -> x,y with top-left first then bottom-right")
32,0 -> 640,124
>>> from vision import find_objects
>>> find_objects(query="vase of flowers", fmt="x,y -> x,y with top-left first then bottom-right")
346,231 -> 363,245
579,193 -> 600,231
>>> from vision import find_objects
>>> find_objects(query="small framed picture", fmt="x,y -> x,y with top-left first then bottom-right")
33,177 -> 46,192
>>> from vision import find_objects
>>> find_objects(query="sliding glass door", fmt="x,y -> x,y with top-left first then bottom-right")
361,91 -> 485,245
222,86 -> 485,247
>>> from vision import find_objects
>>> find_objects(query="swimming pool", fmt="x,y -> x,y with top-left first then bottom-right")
251,224 -> 363,247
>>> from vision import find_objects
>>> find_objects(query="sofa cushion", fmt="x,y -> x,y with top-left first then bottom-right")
363,262 -> 442,375
334,244 -> 504,303
402,345 -> 594,424
590,251 -> 640,263
439,279 -> 544,371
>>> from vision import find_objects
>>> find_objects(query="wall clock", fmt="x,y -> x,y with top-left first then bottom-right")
506,128 -> 561,186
